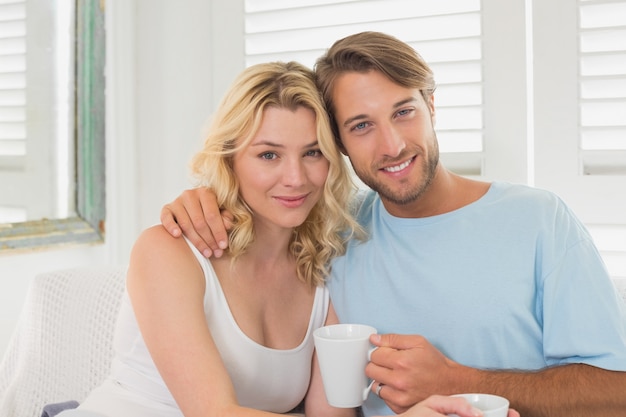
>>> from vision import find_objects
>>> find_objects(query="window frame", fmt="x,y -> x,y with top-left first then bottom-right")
0,0 -> 105,252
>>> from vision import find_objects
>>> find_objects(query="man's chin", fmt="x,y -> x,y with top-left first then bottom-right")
374,186 -> 422,206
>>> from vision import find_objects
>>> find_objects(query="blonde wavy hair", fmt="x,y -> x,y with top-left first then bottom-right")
190,61 -> 363,287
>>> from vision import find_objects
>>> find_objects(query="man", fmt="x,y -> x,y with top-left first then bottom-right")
160,32 -> 626,417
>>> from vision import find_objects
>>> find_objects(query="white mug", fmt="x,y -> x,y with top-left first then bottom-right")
449,393 -> 509,417
313,323 -> 377,408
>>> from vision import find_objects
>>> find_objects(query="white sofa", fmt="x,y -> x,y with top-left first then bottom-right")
0,267 -> 126,417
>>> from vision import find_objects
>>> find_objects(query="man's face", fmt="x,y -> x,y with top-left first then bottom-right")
331,70 -> 439,215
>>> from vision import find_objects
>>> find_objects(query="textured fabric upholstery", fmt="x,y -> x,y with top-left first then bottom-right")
0,267 -> 126,417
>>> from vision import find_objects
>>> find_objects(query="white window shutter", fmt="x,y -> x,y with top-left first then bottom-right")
579,0 -> 626,172
244,0 -> 485,176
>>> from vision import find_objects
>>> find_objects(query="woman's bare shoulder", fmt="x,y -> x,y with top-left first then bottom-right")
127,225 -> 203,294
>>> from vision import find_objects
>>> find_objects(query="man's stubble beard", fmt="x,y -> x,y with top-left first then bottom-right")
350,138 -> 440,206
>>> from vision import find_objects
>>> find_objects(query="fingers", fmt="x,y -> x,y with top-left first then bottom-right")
181,189 -> 228,257
160,188 -> 232,258
384,395 -> 482,417
366,333 -> 445,413
370,333 -> 425,350
160,205 -> 182,237
419,395 -> 482,417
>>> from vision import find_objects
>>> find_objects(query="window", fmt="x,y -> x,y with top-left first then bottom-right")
0,0 -> 74,223
0,0 -> 105,251
243,0 -> 626,280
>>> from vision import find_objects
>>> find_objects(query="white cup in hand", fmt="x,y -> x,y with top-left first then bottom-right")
449,393 -> 509,417
313,323 -> 377,408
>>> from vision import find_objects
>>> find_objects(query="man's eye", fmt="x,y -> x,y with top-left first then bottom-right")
353,122 -> 368,131
396,108 -> 413,117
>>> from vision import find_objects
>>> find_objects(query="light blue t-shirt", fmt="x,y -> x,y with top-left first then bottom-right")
328,182 -> 626,416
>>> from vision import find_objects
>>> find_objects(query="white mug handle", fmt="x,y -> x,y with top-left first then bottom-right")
362,379 -> 375,401
367,346 -> 377,361
362,346 -> 378,401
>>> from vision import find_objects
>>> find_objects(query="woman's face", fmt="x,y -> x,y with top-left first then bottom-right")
233,106 -> 329,232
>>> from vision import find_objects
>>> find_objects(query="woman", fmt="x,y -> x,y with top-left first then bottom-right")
58,61 -> 358,417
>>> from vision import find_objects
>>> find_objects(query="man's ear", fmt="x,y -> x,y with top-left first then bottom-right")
427,93 -> 436,126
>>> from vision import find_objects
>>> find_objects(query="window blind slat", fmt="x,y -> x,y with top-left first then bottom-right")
407,37 -> 482,65
581,101 -> 626,126
580,2 -> 626,28
581,78 -> 626,98
0,122 -> 25,139
0,2 -> 25,22
0,20 -> 24,38
582,128 -> 626,149
0,90 -> 24,105
246,0 -> 478,17
581,53 -> 626,76
246,14 -> 481,57
0,54 -> 24,72
245,0 -> 360,13
0,37 -> 24,55
580,28 -> 626,52
0,140 -> 25,156
246,0 -> 480,34
0,106 -> 23,121
0,72 -> 24,88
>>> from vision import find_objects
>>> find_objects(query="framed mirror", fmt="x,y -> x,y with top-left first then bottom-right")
0,0 -> 105,252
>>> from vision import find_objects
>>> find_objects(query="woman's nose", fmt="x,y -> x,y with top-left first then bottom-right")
282,159 -> 306,187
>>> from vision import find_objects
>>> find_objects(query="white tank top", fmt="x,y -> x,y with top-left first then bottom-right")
102,238 -> 329,415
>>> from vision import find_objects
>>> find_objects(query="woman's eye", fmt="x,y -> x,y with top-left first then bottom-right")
260,152 -> 277,160
305,149 -> 323,157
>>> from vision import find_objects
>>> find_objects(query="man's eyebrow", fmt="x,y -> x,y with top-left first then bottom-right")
342,114 -> 367,128
341,96 -> 420,128
394,97 -> 420,108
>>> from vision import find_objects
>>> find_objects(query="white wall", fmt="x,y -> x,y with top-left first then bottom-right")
0,0 -> 244,356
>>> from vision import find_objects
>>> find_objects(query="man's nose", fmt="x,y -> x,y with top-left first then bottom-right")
378,124 -> 406,157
